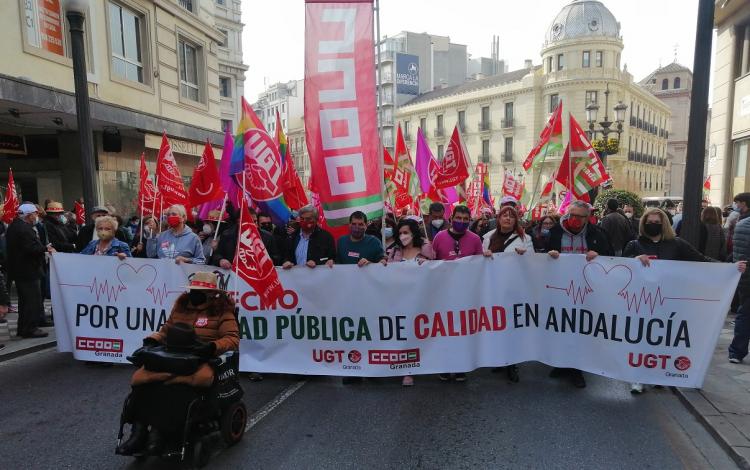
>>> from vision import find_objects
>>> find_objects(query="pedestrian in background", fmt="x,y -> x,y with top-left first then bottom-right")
699,206 -> 727,261
599,198 -> 633,256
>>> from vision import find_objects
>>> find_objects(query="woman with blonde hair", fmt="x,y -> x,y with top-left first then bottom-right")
623,207 -> 745,394
80,215 -> 131,259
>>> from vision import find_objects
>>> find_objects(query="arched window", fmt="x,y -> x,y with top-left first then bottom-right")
661,79 -> 668,90
674,77 -> 681,89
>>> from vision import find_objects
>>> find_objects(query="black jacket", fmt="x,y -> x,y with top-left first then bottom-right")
733,218 -> 750,292
5,218 -> 47,281
210,223 -> 281,266
0,271 -> 9,306
43,216 -> 77,253
546,223 -> 614,256
284,226 -> 336,265
623,236 -> 712,262
599,210 -> 634,253
76,224 -> 129,253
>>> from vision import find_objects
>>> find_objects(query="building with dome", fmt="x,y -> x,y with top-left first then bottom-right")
397,0 -> 671,202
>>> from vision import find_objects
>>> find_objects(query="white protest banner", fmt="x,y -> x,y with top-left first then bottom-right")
50,253 -> 739,388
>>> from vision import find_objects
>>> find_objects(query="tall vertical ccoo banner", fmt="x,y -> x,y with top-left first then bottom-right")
305,0 -> 383,234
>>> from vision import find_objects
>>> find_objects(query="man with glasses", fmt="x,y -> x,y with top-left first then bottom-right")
282,205 -> 336,269
546,200 -> 613,388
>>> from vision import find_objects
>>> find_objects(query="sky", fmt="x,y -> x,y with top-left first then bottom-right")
241,0 -> 701,102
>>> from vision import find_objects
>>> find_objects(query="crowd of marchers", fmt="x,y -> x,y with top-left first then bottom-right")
2,193 -> 750,395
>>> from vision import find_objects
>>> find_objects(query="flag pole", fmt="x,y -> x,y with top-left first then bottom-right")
526,102 -> 559,217
139,192 -> 145,245
208,193 -> 229,258
374,0 -> 387,248
233,173 -> 246,301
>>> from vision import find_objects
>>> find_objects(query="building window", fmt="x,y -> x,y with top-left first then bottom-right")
595,51 -> 603,67
585,90 -> 598,105
549,94 -> 559,113
661,79 -> 668,90
480,106 -> 490,130
109,2 -> 146,84
403,121 -> 410,139
547,56 -> 553,73
217,0 -> 226,5
178,0 -> 194,13
504,137 -> 513,162
178,37 -> 202,102
504,102 -> 514,122
734,139 -> 748,178
582,50 -> 590,68
219,77 -> 231,97
282,103 -> 285,113
674,77 -> 681,89
217,29 -> 228,47
557,53 -> 564,71
482,139 -> 490,161
420,117 -> 427,132
438,145 -> 444,159
458,110 -> 466,132
221,119 -> 232,132
436,114 -> 444,134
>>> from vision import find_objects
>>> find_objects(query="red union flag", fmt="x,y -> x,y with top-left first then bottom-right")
233,201 -> 283,306
74,200 -> 85,225
433,126 -> 470,189
188,141 -> 224,208
137,153 -> 159,216
304,0 -> 383,235
2,168 -> 19,224
244,128 -> 284,202
155,133 -> 190,216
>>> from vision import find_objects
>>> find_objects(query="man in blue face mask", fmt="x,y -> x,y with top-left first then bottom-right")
336,211 -> 385,267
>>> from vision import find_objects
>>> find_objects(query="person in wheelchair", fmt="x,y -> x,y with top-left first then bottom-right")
117,271 -> 239,456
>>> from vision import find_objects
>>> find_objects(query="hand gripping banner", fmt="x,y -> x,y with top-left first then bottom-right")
304,0 -> 383,232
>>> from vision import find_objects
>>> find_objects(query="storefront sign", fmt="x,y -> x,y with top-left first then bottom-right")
24,0 -> 65,56
144,134 -> 221,158
0,134 -> 27,155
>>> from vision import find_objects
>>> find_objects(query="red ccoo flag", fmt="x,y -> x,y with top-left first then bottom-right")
233,199 -> 284,306
137,153 -> 160,217
74,200 -> 85,225
2,169 -> 19,224
433,125 -> 471,189
189,141 -> 225,208
155,132 -> 190,218
282,152 -> 309,210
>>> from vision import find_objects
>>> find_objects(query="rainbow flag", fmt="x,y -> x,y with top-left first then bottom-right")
482,171 -> 492,206
228,97 -> 292,226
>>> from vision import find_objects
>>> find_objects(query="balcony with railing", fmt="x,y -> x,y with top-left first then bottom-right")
478,121 -> 492,132
480,154 -> 491,163
379,92 -> 394,106
501,118 -> 514,129
458,122 -> 466,134
379,72 -> 393,83
434,127 -> 445,138
379,116 -> 394,127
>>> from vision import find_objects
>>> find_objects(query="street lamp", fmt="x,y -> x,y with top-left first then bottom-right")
63,0 -> 98,222
585,83 -> 628,166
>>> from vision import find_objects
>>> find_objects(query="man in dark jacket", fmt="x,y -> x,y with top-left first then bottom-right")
282,204 -> 336,268
76,205 -> 129,252
599,199 -> 634,256
43,201 -> 77,252
545,200 -> 613,389
5,204 -> 52,338
730,216 -> 750,363
210,214 -> 281,268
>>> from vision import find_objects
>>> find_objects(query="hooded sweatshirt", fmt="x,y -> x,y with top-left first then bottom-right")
559,216 -> 588,254
146,226 -> 206,264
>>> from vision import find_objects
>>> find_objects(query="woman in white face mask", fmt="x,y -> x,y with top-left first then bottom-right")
381,218 -> 434,387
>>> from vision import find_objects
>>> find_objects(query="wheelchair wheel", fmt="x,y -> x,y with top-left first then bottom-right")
191,438 -> 210,469
220,402 -> 247,446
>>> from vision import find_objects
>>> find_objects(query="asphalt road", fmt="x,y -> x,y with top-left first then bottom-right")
0,350 -> 739,470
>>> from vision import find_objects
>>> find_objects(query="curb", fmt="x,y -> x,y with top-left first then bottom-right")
672,386 -> 750,470
0,340 -> 57,363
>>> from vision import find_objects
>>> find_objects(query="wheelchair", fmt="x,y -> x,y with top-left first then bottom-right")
115,351 -> 247,468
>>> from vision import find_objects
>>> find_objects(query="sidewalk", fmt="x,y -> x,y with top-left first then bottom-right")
676,316 -> 750,469
0,300 -> 56,362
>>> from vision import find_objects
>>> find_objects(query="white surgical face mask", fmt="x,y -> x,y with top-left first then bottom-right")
59,215 -> 68,225
384,227 -> 393,239
625,212 -> 633,219
431,219 -> 444,229
399,234 -> 413,246
202,224 -> 214,235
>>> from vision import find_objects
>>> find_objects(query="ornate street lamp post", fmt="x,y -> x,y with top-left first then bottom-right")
63,0 -> 98,221
585,84 -> 628,167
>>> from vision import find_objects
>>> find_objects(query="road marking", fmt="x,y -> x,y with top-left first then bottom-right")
245,380 -> 306,432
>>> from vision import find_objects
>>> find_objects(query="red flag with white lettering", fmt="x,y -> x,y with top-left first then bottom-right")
2,168 -> 19,224
433,126 -> 470,189
156,133 -> 191,218
233,199 -> 284,306
189,141 -> 224,208
137,153 -> 160,217
74,200 -> 86,225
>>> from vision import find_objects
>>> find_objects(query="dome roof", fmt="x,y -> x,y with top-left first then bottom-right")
545,0 -> 621,46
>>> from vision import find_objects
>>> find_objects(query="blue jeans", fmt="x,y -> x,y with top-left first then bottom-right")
729,293 -> 750,360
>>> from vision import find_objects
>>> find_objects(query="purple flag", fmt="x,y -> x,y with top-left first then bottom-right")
219,129 -> 241,208
415,128 -> 435,194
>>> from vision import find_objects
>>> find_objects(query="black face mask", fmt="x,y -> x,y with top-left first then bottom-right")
188,290 -> 208,306
644,223 -> 662,237
260,223 -> 273,232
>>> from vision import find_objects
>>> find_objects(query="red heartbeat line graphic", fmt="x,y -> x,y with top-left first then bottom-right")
60,278 -> 127,303
546,262 -> 720,314
146,282 -> 183,305
618,286 -> 718,315
546,280 -> 592,304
